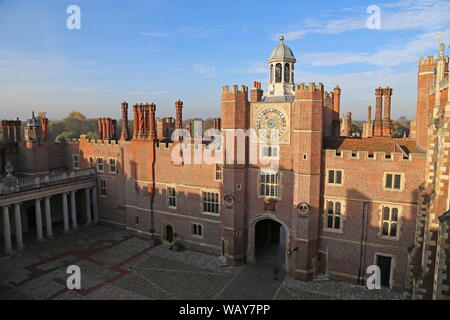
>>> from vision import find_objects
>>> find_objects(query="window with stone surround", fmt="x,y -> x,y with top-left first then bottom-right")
202,191 -> 219,214
167,186 -> 176,208
259,171 -> 280,198
88,156 -> 94,168
191,223 -> 203,237
325,200 -> 342,231
100,179 -> 107,197
381,206 -> 400,239
96,157 -> 104,172
384,173 -> 403,191
109,158 -> 117,174
215,163 -> 223,181
327,169 -> 343,185
261,146 -> 278,158
72,154 -> 80,170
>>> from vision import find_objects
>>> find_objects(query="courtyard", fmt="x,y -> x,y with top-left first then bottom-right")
0,224 -> 405,300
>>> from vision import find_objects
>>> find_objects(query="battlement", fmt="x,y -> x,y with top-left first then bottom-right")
325,148 -> 426,163
419,56 -> 438,66
222,85 -> 248,93
296,82 -> 324,92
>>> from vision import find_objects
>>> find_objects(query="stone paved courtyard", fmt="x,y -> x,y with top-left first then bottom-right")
0,225 -> 405,300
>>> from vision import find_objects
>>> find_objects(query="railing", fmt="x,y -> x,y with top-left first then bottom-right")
1,168 -> 96,195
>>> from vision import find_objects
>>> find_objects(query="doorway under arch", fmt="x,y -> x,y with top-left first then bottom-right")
247,215 -> 289,270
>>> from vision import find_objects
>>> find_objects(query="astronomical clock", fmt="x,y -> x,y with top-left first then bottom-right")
252,103 -> 291,145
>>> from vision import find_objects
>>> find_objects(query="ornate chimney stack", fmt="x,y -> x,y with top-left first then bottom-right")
40,117 -> 48,141
149,104 -> 157,139
213,118 -> 221,130
1,121 -> 8,142
374,87 -> 384,137
175,100 -> 183,129
367,105 -> 372,122
120,102 -> 130,140
98,119 -> 103,139
333,86 -> 341,136
133,104 -> 138,139
333,86 -> 341,117
138,104 -> 145,139
382,87 -> 393,137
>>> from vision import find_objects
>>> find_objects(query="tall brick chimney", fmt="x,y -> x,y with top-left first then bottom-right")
149,104 -> 156,140
175,100 -> 183,129
112,119 -> 117,139
374,87 -> 384,137
98,118 -> 103,139
341,112 -> 352,137
382,87 -> 393,137
133,104 -> 139,139
333,86 -> 341,115
120,102 -> 130,140
213,118 -> 221,130
1,121 -> 8,142
40,117 -> 48,141
333,86 -> 341,136
250,81 -> 263,102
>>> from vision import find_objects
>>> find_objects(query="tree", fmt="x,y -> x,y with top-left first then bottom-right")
55,131 -> 77,142
86,132 -> 99,140
392,121 -> 409,138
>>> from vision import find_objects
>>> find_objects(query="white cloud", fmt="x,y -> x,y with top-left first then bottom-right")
298,28 -> 450,67
279,0 -> 450,40
244,61 -> 267,74
192,64 -> 216,77
297,68 -> 418,119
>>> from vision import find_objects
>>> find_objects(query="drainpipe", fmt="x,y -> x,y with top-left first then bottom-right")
357,201 -> 369,286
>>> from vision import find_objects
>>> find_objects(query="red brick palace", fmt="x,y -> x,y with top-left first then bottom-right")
1,38 -> 450,299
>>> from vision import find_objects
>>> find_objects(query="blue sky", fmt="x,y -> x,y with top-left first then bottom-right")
0,0 -> 449,121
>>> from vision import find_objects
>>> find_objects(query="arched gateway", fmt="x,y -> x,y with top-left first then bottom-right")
247,215 -> 290,271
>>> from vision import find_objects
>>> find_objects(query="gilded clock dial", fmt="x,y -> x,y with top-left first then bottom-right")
256,108 -> 287,139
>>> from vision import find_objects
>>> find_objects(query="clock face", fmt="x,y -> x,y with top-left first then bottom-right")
256,108 -> 287,139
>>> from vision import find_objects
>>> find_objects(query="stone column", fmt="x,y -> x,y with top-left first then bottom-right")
85,188 -> 92,225
62,192 -> 70,233
44,197 -> 53,238
34,199 -> 44,242
2,206 -> 12,253
91,187 -> 98,224
70,191 -> 78,230
14,203 -> 23,249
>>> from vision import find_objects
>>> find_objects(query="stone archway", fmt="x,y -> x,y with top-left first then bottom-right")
247,215 -> 290,271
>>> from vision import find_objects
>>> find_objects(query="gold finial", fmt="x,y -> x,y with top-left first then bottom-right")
435,32 -> 444,41
279,35 -> 284,42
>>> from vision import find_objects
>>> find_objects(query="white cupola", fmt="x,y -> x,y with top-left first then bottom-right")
267,36 -> 296,97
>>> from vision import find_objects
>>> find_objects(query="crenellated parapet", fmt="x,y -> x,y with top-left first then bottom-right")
325,148 -> 426,163
221,85 -> 248,101
295,82 -> 324,100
